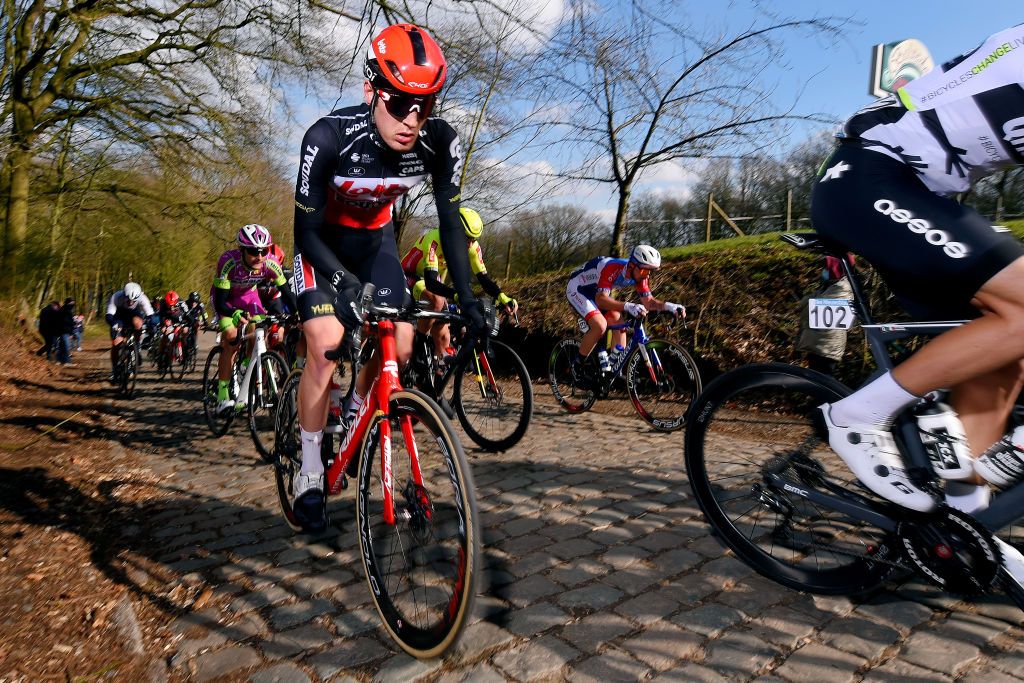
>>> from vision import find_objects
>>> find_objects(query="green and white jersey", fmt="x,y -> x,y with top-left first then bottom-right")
843,24 -> 1024,195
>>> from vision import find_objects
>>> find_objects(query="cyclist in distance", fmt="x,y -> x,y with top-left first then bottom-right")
156,290 -> 186,360
182,291 -> 209,329
402,206 -> 518,363
105,282 -> 154,382
291,23 -> 485,532
566,245 -> 685,377
211,224 -> 296,413
810,24 -> 1024,582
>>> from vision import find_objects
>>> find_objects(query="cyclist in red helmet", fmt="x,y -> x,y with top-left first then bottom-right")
290,24 -> 485,532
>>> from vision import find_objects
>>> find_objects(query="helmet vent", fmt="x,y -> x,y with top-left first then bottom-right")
385,60 -> 405,84
408,28 -> 428,65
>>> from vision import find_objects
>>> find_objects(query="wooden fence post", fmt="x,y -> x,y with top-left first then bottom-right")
786,190 -> 793,231
505,241 -> 513,280
706,193 -> 714,242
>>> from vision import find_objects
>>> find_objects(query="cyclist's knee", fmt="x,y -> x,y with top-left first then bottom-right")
588,314 -> 608,334
303,317 -> 343,367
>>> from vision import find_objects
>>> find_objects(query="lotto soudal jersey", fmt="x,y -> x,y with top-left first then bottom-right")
294,103 -> 462,230
843,24 -> 1024,195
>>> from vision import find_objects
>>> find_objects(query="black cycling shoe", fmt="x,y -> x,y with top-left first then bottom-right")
293,476 -> 328,533
570,360 -> 593,389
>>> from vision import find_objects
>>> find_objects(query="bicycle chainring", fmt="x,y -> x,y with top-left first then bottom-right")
897,507 -> 999,596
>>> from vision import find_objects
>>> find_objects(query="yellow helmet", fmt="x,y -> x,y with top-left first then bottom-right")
459,207 -> 484,239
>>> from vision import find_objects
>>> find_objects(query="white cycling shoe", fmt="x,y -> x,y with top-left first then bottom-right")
819,404 -> 937,512
216,398 -> 235,414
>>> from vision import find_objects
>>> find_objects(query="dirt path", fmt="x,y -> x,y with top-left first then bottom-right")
4,330 -> 1024,682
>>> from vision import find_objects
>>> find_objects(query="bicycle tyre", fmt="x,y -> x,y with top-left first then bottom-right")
119,343 -> 138,398
356,389 -> 478,659
248,350 -> 289,462
548,339 -> 596,413
202,346 -> 235,436
274,369 -> 306,532
453,340 -> 533,451
685,363 -> 895,595
625,339 -> 702,431
172,339 -> 187,382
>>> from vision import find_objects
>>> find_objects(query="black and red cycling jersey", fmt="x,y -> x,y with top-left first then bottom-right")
292,102 -> 477,308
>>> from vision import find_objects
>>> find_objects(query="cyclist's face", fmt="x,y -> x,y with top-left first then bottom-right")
364,82 -> 427,152
243,247 -> 267,268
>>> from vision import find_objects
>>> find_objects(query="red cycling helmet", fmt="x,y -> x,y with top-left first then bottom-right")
164,291 -> 180,307
364,24 -> 447,96
269,244 -> 285,266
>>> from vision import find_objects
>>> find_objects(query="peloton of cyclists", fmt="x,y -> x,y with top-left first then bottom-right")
401,207 -> 518,364
290,23 -> 485,532
566,245 -> 685,381
105,282 -> 154,382
810,24 -> 1024,586
210,224 -> 296,413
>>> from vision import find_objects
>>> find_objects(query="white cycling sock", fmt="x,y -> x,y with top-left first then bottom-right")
944,482 -> 991,514
343,392 -> 364,422
829,371 -> 918,429
300,428 -> 324,477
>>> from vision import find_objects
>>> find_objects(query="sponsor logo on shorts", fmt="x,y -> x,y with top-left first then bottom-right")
1004,116 -> 1024,157
873,198 -> 969,259
311,303 -> 334,316
377,287 -> 391,297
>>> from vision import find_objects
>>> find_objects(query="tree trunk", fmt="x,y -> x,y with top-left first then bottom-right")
610,185 -> 632,257
2,146 -> 31,286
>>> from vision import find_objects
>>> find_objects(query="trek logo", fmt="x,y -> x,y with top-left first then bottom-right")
1004,117 -> 1024,156
336,179 -> 411,202
873,199 -> 969,259
299,145 -> 319,197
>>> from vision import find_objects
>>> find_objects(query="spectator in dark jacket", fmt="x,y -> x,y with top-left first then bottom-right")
37,301 -> 61,360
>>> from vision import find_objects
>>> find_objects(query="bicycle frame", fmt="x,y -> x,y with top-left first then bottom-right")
325,318 -> 422,527
234,324 -> 270,403
784,236 -> 1024,534
605,316 -> 662,382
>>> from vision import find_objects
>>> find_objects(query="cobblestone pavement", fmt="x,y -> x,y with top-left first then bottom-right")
93,339 -> 1024,682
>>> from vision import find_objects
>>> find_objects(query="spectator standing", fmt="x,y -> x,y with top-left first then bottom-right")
37,301 -> 60,360
72,313 -> 85,351
57,298 -> 76,365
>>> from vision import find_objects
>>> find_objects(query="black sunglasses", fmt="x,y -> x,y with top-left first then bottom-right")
244,247 -> 269,256
376,89 -> 435,121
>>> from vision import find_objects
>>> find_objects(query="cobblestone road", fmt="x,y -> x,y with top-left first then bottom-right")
95,338 -> 1024,682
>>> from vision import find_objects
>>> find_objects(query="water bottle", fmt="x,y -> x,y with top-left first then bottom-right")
914,401 -> 973,480
976,424 -> 1024,488
597,350 -> 611,373
608,344 -> 626,367
326,380 -> 344,432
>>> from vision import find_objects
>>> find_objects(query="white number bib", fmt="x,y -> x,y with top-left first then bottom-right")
808,298 -> 855,330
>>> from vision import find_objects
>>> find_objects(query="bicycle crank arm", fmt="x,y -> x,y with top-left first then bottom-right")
763,472 -> 898,532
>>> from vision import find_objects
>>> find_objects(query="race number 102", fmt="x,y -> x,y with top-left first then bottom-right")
808,298 -> 855,330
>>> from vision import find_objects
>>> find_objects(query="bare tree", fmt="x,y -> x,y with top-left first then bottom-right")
0,0 -> 374,291
540,1 -> 845,255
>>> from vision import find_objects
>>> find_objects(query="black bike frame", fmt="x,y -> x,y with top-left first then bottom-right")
788,235 -> 1024,533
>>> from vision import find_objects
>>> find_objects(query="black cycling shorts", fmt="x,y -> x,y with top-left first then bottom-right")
811,142 -> 1024,321
293,222 -> 411,322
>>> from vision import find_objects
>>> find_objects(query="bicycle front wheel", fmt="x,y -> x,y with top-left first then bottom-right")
548,339 -> 596,413
119,344 -> 138,398
453,340 -> 533,451
202,347 -> 235,436
356,389 -> 478,659
625,340 -> 702,431
685,363 -> 894,595
172,340 -> 187,381
248,350 -> 289,462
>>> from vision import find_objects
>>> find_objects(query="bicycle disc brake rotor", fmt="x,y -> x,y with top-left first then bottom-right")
897,508 -> 999,595
402,480 -> 435,544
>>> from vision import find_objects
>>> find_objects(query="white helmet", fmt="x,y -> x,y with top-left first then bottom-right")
237,223 -> 272,249
629,244 -> 661,269
124,282 -> 143,302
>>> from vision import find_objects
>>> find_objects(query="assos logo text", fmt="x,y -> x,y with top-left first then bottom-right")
299,145 -> 319,197
1004,116 -> 1024,156
873,199 -> 969,259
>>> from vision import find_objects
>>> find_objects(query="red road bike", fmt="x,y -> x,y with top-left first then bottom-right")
273,292 -> 479,659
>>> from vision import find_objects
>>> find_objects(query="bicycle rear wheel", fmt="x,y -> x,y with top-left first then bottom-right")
454,340 -> 533,451
548,339 -> 596,413
248,350 -> 289,462
685,363 -> 895,595
356,389 -> 478,659
625,340 -> 702,431
202,347 -> 235,436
